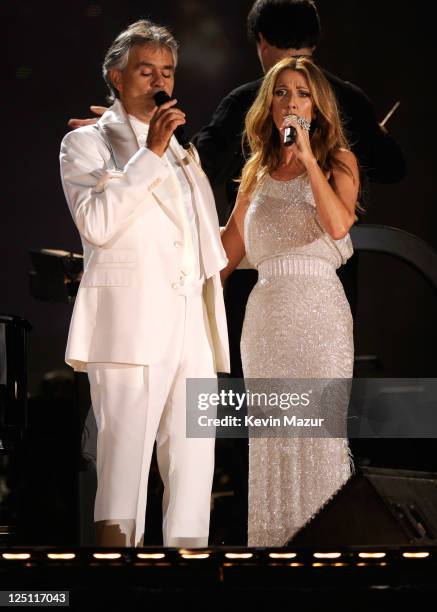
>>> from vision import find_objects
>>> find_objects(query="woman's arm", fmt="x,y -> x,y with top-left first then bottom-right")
305,149 -> 359,240
220,189 -> 250,284
285,114 -> 360,240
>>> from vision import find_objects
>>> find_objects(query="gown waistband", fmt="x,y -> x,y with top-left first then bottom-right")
257,256 -> 336,279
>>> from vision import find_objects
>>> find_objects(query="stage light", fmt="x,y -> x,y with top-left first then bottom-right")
92,553 -> 121,560
358,552 -> 386,559
136,553 -> 166,560
225,553 -> 253,559
269,553 -> 297,559
313,552 -> 341,559
2,553 -> 31,560
47,554 -> 76,560
402,552 -> 430,559
181,553 -> 210,559
312,562 -> 347,567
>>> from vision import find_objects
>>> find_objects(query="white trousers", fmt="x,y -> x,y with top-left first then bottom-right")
87,290 -> 216,548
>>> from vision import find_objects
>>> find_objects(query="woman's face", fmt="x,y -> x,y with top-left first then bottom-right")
271,69 -> 314,134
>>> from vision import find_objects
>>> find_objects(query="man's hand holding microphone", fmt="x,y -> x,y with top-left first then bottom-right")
68,91 -> 190,156
147,92 -> 189,157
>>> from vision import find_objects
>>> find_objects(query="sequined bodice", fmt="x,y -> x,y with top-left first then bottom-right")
244,173 -> 353,269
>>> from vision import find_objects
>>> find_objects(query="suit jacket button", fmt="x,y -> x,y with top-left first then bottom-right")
172,282 -> 180,289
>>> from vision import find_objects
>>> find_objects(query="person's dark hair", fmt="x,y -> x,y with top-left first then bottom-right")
247,0 -> 321,49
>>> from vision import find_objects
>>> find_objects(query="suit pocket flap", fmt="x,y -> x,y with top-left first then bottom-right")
95,248 -> 136,264
81,268 -> 132,287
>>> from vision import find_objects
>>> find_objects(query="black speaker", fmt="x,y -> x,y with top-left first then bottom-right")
289,466 -> 437,546
0,315 -> 32,452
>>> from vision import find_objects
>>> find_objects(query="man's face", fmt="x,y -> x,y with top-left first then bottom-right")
109,43 -> 175,110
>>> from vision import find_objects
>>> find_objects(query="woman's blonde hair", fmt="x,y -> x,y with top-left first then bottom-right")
239,56 -> 355,196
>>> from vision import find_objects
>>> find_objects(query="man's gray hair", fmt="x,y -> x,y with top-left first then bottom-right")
103,19 -> 179,102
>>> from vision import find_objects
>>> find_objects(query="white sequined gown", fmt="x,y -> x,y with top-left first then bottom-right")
241,172 -> 354,547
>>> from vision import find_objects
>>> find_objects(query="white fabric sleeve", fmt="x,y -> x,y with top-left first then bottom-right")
60,129 -> 170,246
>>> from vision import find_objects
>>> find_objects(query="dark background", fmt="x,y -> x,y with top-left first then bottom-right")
2,0 -> 436,394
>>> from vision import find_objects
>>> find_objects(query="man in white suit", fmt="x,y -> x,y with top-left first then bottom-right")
60,20 -> 230,548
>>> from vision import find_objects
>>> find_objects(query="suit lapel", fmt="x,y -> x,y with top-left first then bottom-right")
97,100 -> 139,170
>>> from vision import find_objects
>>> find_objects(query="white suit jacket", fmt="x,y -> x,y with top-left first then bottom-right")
59,99 -> 230,373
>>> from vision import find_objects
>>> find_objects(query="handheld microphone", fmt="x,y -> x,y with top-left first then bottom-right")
283,114 -> 311,146
284,125 -> 297,147
153,90 -> 190,150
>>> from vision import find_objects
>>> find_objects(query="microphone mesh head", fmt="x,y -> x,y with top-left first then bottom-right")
153,90 -> 172,106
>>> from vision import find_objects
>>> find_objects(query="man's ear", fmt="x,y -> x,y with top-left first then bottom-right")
257,32 -> 268,53
109,69 -> 123,94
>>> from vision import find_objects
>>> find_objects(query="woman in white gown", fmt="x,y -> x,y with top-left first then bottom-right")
220,57 -> 360,547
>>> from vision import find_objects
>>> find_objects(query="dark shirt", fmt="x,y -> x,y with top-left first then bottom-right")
193,70 -> 406,218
